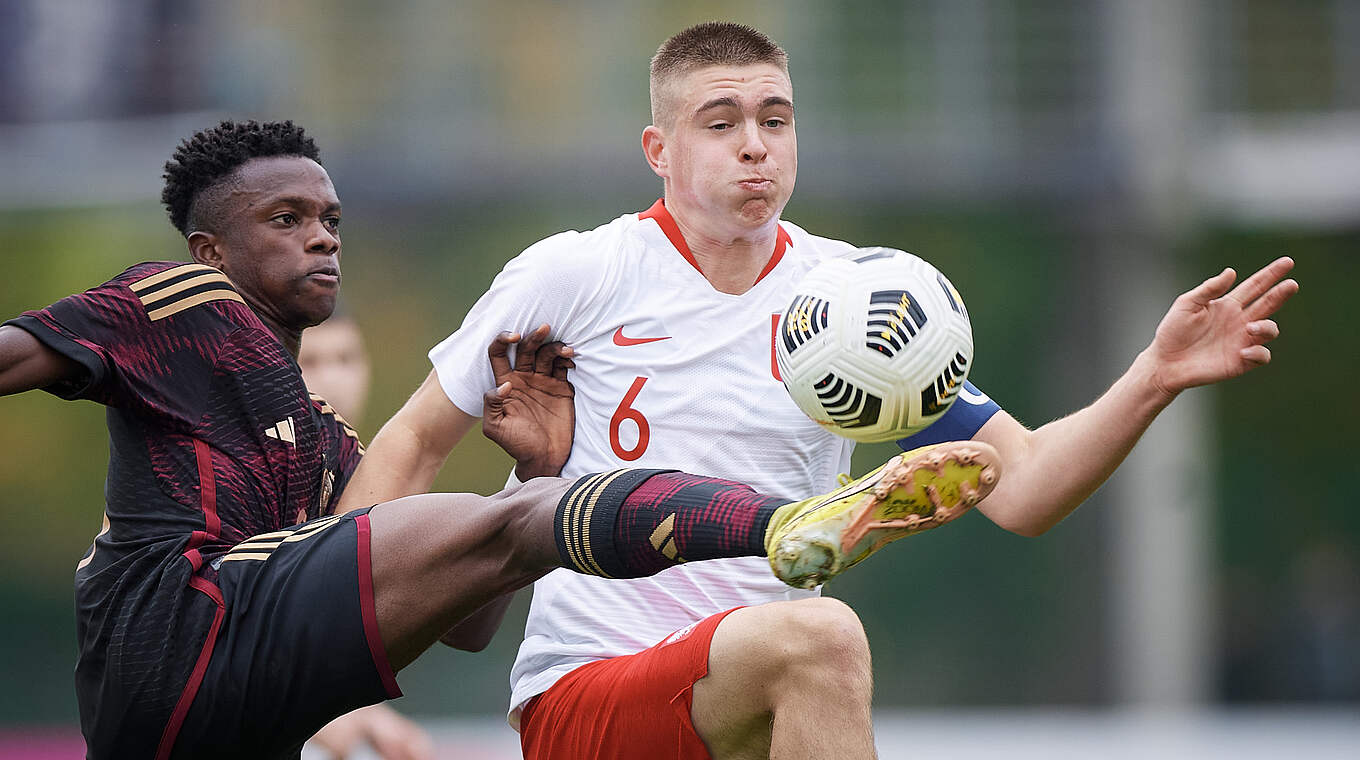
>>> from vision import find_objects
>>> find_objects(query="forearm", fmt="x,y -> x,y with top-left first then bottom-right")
0,325 -> 82,396
335,420 -> 450,512
978,349 -> 1177,536
334,371 -> 478,513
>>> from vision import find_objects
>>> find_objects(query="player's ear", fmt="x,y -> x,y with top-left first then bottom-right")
642,126 -> 668,178
187,231 -> 224,270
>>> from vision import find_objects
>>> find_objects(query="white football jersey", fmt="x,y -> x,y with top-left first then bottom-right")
428,200 -> 859,726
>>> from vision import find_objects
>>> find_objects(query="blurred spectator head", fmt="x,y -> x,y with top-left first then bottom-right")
299,312 -> 370,425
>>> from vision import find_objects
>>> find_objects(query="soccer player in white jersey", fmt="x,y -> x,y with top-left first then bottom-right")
345,22 -> 1297,760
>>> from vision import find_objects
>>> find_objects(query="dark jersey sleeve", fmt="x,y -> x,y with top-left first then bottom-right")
3,262 -> 252,430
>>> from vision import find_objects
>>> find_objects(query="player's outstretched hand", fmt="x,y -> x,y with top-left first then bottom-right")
308,703 -> 434,760
483,323 -> 576,480
1147,256 -> 1298,396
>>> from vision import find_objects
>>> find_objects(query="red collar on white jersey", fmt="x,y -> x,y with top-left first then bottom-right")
638,198 -> 792,286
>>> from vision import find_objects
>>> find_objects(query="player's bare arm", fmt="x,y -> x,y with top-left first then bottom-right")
333,371 -> 477,512
336,324 -> 573,512
438,325 -> 575,651
973,256 -> 1298,536
0,324 -> 82,396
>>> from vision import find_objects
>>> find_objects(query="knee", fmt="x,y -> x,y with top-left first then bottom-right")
750,598 -> 871,687
781,597 -> 870,666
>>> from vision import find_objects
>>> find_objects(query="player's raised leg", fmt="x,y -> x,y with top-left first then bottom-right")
364,479 -> 568,670
366,441 -> 1001,670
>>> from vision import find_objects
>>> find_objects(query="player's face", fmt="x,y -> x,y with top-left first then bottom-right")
213,156 -> 343,332
653,63 -> 797,236
298,318 -> 371,424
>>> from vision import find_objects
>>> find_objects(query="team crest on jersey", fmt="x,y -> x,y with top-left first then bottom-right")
318,469 -> 335,512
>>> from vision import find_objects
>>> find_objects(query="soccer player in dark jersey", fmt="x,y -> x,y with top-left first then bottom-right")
0,120 -> 1003,759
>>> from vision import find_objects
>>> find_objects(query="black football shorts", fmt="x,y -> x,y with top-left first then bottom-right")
167,507 -> 402,759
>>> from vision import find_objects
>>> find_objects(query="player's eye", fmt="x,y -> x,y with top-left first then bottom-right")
324,216 -> 341,231
709,122 -> 732,131
274,213 -> 297,225
763,118 -> 785,128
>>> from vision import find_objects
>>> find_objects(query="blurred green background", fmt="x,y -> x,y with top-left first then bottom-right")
1,0 -> 1357,729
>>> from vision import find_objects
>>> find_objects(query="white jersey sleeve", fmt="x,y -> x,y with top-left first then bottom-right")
428,230 -> 611,417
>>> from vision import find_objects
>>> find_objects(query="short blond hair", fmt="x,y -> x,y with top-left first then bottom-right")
649,22 -> 790,129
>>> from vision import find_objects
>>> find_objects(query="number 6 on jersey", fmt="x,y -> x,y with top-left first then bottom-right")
610,376 -> 651,461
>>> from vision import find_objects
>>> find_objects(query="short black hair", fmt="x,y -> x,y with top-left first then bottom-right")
161,120 -> 321,236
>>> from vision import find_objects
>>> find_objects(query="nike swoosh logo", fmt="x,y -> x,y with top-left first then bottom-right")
613,327 -> 672,346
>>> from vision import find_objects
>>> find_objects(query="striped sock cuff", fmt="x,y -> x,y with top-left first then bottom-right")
554,468 -> 675,578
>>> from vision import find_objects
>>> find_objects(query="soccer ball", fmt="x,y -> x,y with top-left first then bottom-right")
775,247 -> 973,443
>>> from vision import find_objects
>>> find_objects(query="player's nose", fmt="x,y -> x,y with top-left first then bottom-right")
305,219 -> 339,254
739,123 -> 768,162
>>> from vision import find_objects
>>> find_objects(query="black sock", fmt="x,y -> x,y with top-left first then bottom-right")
554,469 -> 789,578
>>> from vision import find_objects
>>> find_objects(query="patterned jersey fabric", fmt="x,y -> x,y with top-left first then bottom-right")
5,261 -> 363,748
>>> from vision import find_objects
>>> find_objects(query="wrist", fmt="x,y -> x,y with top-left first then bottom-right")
1131,347 -> 1181,409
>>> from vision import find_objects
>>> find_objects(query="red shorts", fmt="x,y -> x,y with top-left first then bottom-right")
519,607 -> 743,760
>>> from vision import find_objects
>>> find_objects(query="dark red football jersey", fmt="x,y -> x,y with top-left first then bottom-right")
5,261 -> 364,744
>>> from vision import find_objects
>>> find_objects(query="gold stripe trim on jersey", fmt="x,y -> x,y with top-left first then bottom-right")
341,426 -> 365,454
128,264 -> 220,293
135,271 -> 234,306
146,289 -> 245,321
310,393 -> 366,452
572,473 -> 613,574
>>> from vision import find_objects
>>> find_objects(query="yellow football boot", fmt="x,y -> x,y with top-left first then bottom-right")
766,441 -> 1001,589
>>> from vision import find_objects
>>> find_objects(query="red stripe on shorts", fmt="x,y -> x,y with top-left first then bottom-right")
356,513 -> 402,698
153,576 -> 224,760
